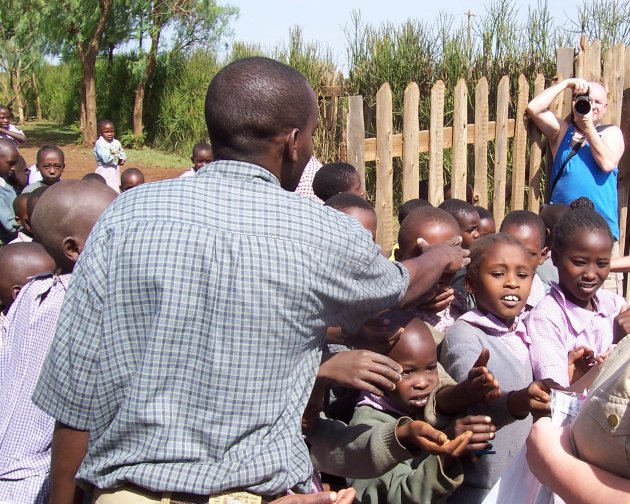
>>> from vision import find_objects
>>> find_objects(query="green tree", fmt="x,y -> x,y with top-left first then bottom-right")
128,0 -> 237,139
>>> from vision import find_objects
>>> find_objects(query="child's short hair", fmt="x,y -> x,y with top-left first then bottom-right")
82,173 -> 107,184
499,210 -> 545,249
26,186 -> 48,224
312,162 -> 358,201
12,193 -> 28,214
552,207 -> 613,255
36,145 -> 64,164
325,192 -> 373,213
438,198 -> 477,222
570,196 -> 595,209
475,206 -> 493,222
398,206 -> 459,249
540,203 -> 570,247
192,142 -> 212,156
97,119 -> 114,131
467,233 -> 528,283
398,198 -> 431,225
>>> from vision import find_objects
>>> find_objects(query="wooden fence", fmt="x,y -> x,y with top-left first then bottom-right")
346,37 -> 630,258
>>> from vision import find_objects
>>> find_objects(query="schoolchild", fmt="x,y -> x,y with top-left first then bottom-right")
120,167 -> 145,192
0,181 -> 116,503
475,206 -> 496,237
351,310 -> 499,504
22,146 -> 65,194
93,119 -> 126,192
0,105 -> 26,147
8,194 -> 32,243
440,233 -> 557,503
537,203 -> 570,287
499,210 -> 548,308
526,206 -> 627,387
395,207 -> 467,333
325,193 -> 377,242
180,142 -> 212,177
312,162 -> 364,202
0,139 -> 19,245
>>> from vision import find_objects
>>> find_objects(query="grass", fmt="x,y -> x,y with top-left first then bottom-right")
19,120 -> 189,170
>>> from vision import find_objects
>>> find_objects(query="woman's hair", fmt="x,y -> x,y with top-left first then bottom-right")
467,233 -> 528,284
552,207 -> 613,255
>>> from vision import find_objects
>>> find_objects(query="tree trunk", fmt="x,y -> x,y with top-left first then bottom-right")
132,25 -> 161,138
31,72 -> 42,120
81,53 -> 98,146
10,77 -> 25,125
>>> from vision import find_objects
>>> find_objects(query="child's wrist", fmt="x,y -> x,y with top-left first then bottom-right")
507,389 -> 529,418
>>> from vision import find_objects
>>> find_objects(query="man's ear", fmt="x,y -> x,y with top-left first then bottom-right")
284,128 -> 299,163
11,285 -> 22,301
63,236 -> 82,264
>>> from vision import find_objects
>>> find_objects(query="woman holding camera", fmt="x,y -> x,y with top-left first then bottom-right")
527,77 -> 625,293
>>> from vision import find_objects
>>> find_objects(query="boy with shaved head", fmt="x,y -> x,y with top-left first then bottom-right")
33,57 -> 467,504
0,181 -> 116,503
0,139 -> 20,245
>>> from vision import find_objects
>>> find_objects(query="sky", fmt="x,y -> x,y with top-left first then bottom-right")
225,0 -> 576,71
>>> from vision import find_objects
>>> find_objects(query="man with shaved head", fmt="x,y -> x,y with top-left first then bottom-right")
0,181 -> 115,503
527,78 -> 625,293
33,57 -> 467,504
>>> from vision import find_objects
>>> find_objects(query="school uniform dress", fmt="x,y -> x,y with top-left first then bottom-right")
440,310 -> 534,504
93,136 -> 126,193
33,160 -> 411,498
0,124 -> 25,149
410,290 -> 467,334
0,274 -> 70,504
178,167 -> 196,177
8,230 -> 33,244
526,283 -> 626,387
295,156 -> 323,203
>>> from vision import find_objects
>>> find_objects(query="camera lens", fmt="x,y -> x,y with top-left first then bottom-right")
574,95 -> 591,115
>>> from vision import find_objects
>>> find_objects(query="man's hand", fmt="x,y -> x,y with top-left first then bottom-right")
318,350 -> 402,396
271,488 -> 356,504
417,236 -> 470,274
349,316 -> 404,353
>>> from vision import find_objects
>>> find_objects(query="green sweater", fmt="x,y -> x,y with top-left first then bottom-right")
349,406 -> 464,504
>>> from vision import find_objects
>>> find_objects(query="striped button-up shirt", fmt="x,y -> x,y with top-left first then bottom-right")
0,274 -> 70,484
33,160 -> 409,495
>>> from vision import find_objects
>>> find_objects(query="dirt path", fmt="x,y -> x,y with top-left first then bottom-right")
19,123 -> 187,182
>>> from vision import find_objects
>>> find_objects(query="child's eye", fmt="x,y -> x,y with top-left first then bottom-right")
490,272 -> 503,278
572,259 -> 586,266
597,261 -> 610,268
401,369 -> 414,377
426,364 -> 437,371
517,272 -> 530,278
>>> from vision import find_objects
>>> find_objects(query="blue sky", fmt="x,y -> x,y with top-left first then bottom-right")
226,0 -> 576,70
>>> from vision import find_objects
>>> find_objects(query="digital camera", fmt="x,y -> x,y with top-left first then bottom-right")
574,91 -> 591,115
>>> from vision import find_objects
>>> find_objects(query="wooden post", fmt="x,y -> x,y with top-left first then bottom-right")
375,83 -> 394,255
528,74 -> 545,211
429,81 -> 445,206
347,95 -> 366,190
588,39 -> 602,81
576,35 -> 588,79
618,45 -> 630,261
603,44 -> 624,127
493,76 -> 510,227
452,78 -> 468,201
403,82 -> 420,202
474,77 -> 489,208
512,74 -> 528,211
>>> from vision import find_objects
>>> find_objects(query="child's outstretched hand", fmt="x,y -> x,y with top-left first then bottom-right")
396,420 -> 472,457
568,346 -> 597,384
466,348 -> 501,404
508,379 -> 561,420
453,415 -> 496,455
318,350 -> 402,396
413,286 -> 455,313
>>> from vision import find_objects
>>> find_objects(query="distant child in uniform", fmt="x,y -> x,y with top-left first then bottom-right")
325,193 -> 377,242
538,203 -> 570,287
180,142 -> 212,177
475,206 -> 496,237
23,145 -> 65,194
500,210 -> 548,310
120,168 -> 145,192
313,162 -> 364,202
527,206 -> 627,387
94,119 -> 126,193
0,104 -> 26,148
0,181 -> 116,503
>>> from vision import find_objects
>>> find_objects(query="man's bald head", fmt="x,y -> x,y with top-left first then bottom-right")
31,180 -> 117,273
0,242 -> 55,313
205,57 -> 318,188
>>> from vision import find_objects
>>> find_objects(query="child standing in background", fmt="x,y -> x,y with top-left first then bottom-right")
0,105 -> 26,148
180,142 -> 212,178
94,119 -> 126,193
